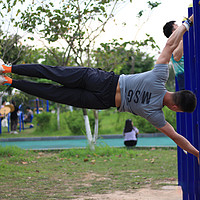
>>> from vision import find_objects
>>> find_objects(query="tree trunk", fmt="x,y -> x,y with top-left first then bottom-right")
82,108 -> 94,150
0,96 -> 2,105
130,54 -> 135,74
93,110 -> 99,144
57,103 -> 60,130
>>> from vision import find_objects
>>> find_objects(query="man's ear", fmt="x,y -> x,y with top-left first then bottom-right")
171,104 -> 181,112
172,104 -> 179,109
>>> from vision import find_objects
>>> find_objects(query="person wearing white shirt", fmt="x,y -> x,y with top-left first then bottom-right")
123,119 -> 139,147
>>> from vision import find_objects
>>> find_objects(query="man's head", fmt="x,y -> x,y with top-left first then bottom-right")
163,21 -> 178,38
172,90 -> 197,112
26,106 -> 30,111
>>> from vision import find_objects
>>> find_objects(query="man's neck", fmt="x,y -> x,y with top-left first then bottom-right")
163,91 -> 174,107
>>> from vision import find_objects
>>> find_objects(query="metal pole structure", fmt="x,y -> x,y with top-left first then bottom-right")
182,29 -> 191,199
177,2 -> 200,198
46,100 -> 49,112
36,98 -> 39,114
192,0 -> 200,195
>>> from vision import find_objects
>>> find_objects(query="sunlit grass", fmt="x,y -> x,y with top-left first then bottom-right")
0,146 -> 177,199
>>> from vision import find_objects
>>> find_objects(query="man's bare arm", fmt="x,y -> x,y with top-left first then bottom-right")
156,15 -> 193,65
173,39 -> 183,61
156,25 -> 187,65
156,122 -> 199,159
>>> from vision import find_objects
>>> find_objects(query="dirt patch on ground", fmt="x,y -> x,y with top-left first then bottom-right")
77,184 -> 182,200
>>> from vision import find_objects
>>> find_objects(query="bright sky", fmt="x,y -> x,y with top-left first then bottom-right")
96,0 -> 193,52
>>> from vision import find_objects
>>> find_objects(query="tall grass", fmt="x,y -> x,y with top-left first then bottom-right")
0,145 -> 27,157
59,146 -> 134,158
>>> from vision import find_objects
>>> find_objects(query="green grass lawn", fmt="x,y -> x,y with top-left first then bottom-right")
0,126 -> 37,138
0,146 -> 178,199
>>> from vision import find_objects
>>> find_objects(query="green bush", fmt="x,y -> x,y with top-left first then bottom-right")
133,116 -> 158,133
65,110 -> 85,135
34,112 -> 52,131
107,110 -> 157,133
64,110 -> 102,135
32,110 -> 103,136
99,107 -> 176,134
23,106 -> 176,136
163,106 -> 176,130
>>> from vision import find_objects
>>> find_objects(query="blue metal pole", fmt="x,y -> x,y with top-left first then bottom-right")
180,113 -> 188,197
176,29 -> 190,198
22,112 -> 24,131
46,100 -> 49,112
188,6 -> 200,198
177,2 -> 200,198
19,112 -> 21,132
36,98 -> 39,114
183,8 -> 197,198
176,80 -> 183,187
193,0 -> 200,196
7,113 -> 10,133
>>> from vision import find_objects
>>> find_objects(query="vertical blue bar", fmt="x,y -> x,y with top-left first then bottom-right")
19,111 -> 24,132
7,113 -> 10,133
177,28 -> 190,198
193,0 -> 200,197
22,112 -> 24,131
46,100 -> 49,112
188,7 -> 199,198
36,98 -> 39,114
183,192 -> 188,200
180,113 -> 188,195
176,79 -> 183,186
19,112 -> 21,132
184,7 -> 196,198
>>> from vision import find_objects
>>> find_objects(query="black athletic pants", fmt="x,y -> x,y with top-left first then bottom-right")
11,64 -> 119,109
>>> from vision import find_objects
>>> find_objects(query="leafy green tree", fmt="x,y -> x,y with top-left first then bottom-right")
166,64 -> 175,91
92,35 -> 159,75
0,0 -> 162,146
0,30 -> 45,104
10,0 -> 134,148
14,0 -> 132,66
0,0 -> 161,68
0,30 -> 38,64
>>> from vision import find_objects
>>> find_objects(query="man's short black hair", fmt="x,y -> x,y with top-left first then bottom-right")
163,21 -> 176,38
173,90 -> 197,113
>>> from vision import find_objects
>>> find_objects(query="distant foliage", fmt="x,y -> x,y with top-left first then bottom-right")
101,107 -> 176,134
65,110 -> 85,135
34,112 -> 52,131
65,110 -> 101,135
92,36 -> 159,75
32,106 -> 176,135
